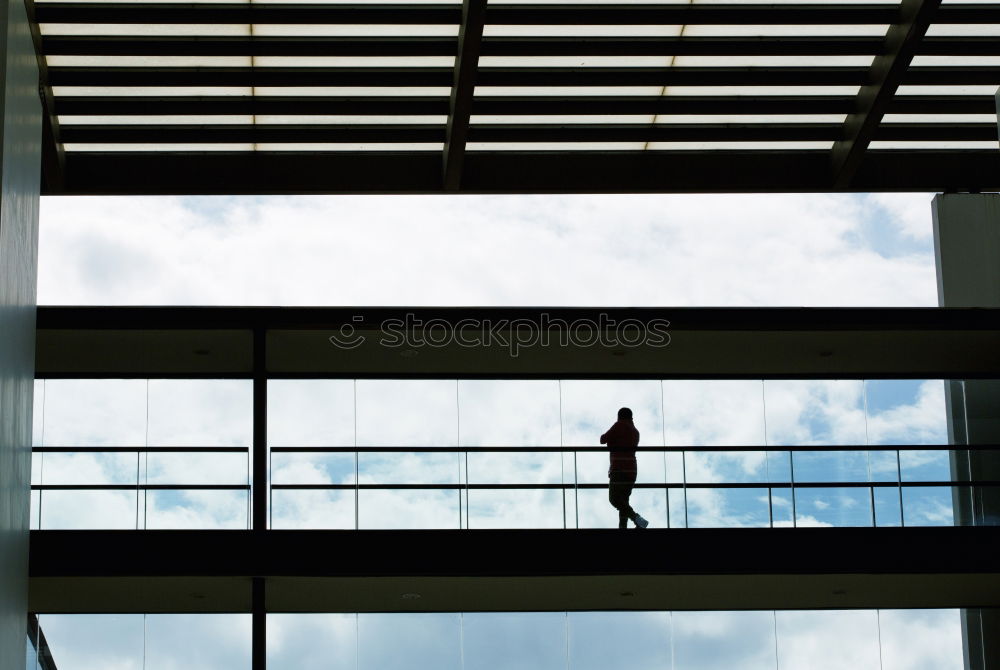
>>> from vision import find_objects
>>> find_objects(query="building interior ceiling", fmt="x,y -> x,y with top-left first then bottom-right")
27,0 -> 1000,194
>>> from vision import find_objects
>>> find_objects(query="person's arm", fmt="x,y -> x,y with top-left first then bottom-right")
600,422 -> 618,445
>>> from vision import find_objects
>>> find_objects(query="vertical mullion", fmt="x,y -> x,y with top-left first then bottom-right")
252,576 -> 266,670
252,327 -> 267,532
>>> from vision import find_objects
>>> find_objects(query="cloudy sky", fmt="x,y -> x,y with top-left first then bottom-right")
30,192 -> 966,669
37,192 -> 938,307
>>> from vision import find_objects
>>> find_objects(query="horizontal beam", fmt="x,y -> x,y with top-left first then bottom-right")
27,528 -> 1000,612
55,122 -> 998,144
49,94 -> 998,118
42,35 -> 892,57
34,3 -> 908,25
47,65 -> 871,87
31,2 -> 1000,24
37,306 -> 1000,331
38,35 -> 1000,58
44,149 -> 1000,195
45,65 -> 1000,88
33,306 -> 1000,378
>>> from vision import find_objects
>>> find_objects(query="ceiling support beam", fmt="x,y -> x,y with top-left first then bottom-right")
830,0 -> 941,189
442,0 -> 487,190
25,0 -> 65,192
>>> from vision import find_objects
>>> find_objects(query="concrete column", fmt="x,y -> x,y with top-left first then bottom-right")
932,193 -> 1000,670
0,0 -> 42,666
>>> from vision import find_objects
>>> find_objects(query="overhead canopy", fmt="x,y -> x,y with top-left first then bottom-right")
29,0 -> 1000,194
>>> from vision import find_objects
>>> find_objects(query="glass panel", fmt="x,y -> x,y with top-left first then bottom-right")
271,453 -> 355,485
358,489 -> 459,529
270,490 -> 355,529
663,380 -> 765,447
32,379 -> 44,446
36,614 -> 143,669
460,380 -> 562,509
877,609 -> 964,670
359,451 -> 459,485
253,56 -> 454,67
58,115 -> 257,125
463,613 -> 566,670
147,379 -> 252,446
771,487 -> 794,527
793,487 -> 872,527
145,614 -> 251,670
40,379 -> 146,446
668,487 -> 687,527
64,144 -> 258,152
144,490 -> 248,529
901,486 -> 955,526
873,486 -> 903,526
39,490 -> 137,529
358,614 -> 461,670
41,452 -> 138,485
40,23 -> 251,35
764,379 -> 867,445
254,143 -> 445,151
484,25 -> 684,37
145,451 -> 247,485
684,24 -> 889,36
254,25 -> 458,37
793,450 -> 870,483
576,486 -> 619,528
686,488 -> 771,528
865,380 -> 951,483
29,490 -> 40,530
467,489 -> 564,528
355,379 -> 457,447
46,55 -> 252,67
268,614 -> 357,670
673,611 -> 777,670
775,610 -> 881,670
568,612 -> 670,670
664,380 -> 768,512
458,379 -> 561,446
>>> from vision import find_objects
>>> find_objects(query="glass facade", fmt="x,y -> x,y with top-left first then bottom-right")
30,376 -> 992,530
30,379 -> 252,530
27,610 -> 966,670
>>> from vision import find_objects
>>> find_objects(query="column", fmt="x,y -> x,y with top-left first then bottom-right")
0,0 -> 42,666
932,193 -> 1000,670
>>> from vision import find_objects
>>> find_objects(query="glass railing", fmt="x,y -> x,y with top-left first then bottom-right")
268,443 -> 997,529
31,377 -> 998,530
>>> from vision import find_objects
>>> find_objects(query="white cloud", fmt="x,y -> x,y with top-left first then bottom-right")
38,193 -> 938,307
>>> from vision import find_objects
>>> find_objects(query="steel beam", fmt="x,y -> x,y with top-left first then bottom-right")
830,0 -> 943,188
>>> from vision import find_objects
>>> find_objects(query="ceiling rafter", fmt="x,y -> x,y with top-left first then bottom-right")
442,0 -> 487,191
830,0 -> 943,189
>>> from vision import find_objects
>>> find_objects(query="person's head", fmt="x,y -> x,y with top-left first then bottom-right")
617,407 -> 633,421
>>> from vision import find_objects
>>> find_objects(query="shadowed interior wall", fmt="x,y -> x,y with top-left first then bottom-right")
0,0 -> 41,665
933,193 -> 1000,670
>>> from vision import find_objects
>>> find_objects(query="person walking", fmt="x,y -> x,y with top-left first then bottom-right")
601,407 -> 649,529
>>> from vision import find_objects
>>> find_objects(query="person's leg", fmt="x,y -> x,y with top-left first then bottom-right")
621,472 -> 637,524
608,473 -> 630,528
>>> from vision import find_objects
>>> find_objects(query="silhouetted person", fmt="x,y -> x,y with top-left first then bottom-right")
601,407 -> 648,529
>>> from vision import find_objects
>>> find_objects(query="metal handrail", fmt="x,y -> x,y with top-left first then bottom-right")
269,444 -> 996,453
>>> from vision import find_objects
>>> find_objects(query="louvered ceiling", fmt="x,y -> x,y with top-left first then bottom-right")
27,0 -> 1000,194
